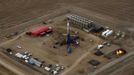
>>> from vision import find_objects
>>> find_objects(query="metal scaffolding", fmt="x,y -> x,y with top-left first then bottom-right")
67,14 -> 93,30
67,14 -> 105,33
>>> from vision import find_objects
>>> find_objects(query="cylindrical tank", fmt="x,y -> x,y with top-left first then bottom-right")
105,30 -> 113,37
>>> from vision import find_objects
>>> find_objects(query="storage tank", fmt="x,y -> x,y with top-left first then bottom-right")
102,29 -> 110,37
102,29 -> 113,37
105,30 -> 113,37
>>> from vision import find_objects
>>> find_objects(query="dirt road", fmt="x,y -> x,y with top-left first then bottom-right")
0,32 -> 43,75
0,52 -> 25,75
60,34 -> 101,75
92,51 -> 134,75
0,63 -> 17,75
60,47 -> 93,75
109,58 -> 134,75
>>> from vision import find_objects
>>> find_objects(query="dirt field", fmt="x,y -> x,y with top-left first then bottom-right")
62,44 -> 121,75
0,0 -> 134,30
110,59 -> 134,75
0,14 -> 103,75
0,64 -> 17,75
95,52 -> 134,75
1,20 -> 101,68
0,0 -> 134,75
64,52 -> 109,75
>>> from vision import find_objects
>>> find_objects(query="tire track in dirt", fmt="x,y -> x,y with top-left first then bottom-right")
60,34 -> 101,75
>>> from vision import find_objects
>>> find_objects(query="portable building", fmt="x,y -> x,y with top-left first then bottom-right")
27,26 -> 52,36
31,26 -> 49,36
28,58 -> 42,67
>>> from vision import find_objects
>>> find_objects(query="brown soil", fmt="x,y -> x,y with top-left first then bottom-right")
0,0 -> 134,30
0,0 -> 134,75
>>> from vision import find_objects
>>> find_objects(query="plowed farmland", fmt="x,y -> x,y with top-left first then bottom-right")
0,0 -> 134,75
0,0 -> 134,30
